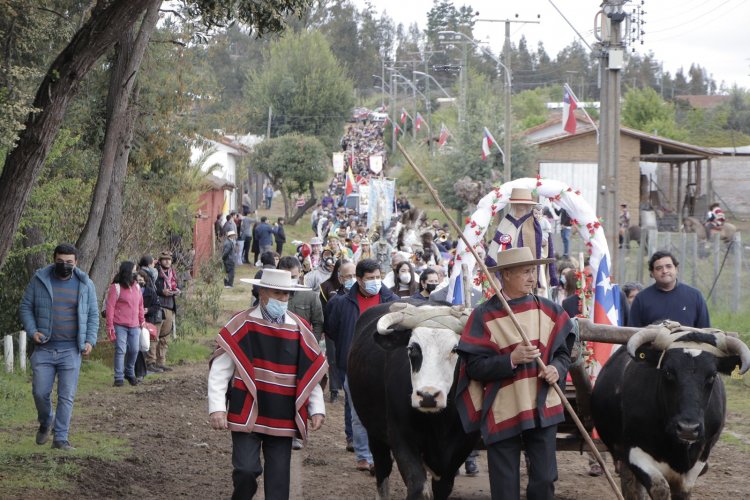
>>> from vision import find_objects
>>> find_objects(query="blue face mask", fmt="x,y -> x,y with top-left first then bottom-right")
265,297 -> 288,319
343,278 -> 356,290
364,279 -> 382,296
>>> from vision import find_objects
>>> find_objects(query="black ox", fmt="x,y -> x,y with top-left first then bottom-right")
591,322 -> 750,499
348,302 -> 480,500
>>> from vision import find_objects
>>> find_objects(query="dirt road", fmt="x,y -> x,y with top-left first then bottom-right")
30,359 -> 745,499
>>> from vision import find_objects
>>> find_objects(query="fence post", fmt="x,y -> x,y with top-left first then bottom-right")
732,233 -> 742,312
679,232 -> 687,283
690,233 -> 698,287
18,331 -> 26,373
636,228 -> 645,284
4,335 -> 13,373
712,233 -> 720,307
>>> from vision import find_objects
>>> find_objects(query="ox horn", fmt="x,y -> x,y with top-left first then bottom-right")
377,310 -> 408,334
721,335 -> 750,374
626,326 -> 666,358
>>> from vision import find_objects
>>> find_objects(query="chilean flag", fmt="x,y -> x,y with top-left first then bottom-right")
438,123 -> 450,147
593,255 -> 620,326
562,86 -> 578,134
415,113 -> 424,131
400,108 -> 408,125
449,261 -> 464,305
481,128 -> 492,160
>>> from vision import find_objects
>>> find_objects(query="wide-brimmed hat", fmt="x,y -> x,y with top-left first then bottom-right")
226,230 -> 236,237
508,188 -> 537,205
158,251 -> 173,260
487,247 -> 554,272
240,269 -> 310,291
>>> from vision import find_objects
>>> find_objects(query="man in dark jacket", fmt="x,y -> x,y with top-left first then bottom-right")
254,216 -> 275,254
148,251 -> 181,372
19,243 -> 99,451
223,231 -> 237,288
324,258 -> 399,472
274,217 -> 286,255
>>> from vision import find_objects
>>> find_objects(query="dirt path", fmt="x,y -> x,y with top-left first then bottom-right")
34,359 -> 745,499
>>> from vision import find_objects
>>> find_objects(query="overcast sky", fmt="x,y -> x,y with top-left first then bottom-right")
352,0 -> 750,91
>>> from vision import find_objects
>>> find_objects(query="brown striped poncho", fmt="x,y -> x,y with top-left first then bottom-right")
456,294 -> 575,445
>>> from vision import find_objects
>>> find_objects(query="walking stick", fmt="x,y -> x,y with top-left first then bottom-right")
396,142 -> 624,500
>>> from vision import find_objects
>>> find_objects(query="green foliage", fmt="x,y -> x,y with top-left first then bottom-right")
186,0 -> 312,34
178,253 -> 224,338
249,133 -> 328,207
622,87 -> 687,140
514,88 -> 552,129
245,30 -> 355,147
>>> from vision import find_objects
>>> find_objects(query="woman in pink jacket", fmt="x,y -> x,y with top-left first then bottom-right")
106,261 -> 145,387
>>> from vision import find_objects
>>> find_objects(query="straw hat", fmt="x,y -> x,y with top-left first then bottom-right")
240,269 -> 310,291
226,230 -> 236,237
507,188 -> 537,205
487,247 -> 554,272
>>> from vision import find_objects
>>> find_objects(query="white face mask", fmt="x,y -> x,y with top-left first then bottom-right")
399,272 -> 412,284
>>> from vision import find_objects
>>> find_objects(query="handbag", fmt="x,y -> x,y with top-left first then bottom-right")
140,326 -> 151,352
143,322 -> 159,341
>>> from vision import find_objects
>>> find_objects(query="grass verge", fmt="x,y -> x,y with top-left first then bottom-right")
0,359 -> 129,495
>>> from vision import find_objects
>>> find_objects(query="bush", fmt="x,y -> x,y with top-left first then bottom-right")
177,253 -> 223,338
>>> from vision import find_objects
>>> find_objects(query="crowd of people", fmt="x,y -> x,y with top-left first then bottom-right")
19,116 -> 717,499
340,121 -> 387,177
19,245 -> 183,451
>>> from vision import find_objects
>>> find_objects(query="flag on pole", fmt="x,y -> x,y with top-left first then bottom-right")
438,123 -> 450,147
415,113 -> 424,131
562,86 -> 578,134
394,121 -> 403,138
400,108 -> 408,125
345,167 -> 356,196
449,261 -> 464,305
481,127 -> 495,160
593,255 -> 620,326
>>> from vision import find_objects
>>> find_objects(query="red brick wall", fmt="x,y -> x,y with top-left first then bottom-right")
535,133 -> 641,225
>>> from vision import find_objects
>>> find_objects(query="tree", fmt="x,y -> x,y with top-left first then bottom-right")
245,30 -> 354,147
248,134 -> 327,223
622,87 -> 686,140
0,0 -> 312,270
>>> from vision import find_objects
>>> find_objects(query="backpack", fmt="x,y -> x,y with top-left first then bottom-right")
101,283 -> 121,318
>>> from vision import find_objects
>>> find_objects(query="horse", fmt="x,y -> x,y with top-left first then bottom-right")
683,216 -> 736,244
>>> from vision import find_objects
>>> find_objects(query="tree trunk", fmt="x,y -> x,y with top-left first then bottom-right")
288,180 -> 318,225
22,225 -> 48,276
0,0 -> 152,271
86,2 -> 160,302
76,0 -> 160,271
279,185 -> 291,220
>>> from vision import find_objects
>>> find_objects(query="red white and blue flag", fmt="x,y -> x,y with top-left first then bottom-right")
562,86 -> 578,134
481,128 -> 493,160
415,113 -> 424,131
438,123 -> 450,147
400,108 -> 408,125
593,255 -> 620,326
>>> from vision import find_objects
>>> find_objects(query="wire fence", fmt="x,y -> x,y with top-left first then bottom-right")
551,230 -> 745,312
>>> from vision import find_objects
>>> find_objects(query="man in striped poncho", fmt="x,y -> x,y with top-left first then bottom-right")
208,269 -> 328,500
456,247 -> 575,500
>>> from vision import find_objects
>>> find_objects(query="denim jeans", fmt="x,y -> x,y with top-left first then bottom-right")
31,347 -> 82,442
560,226 -> 571,257
343,375 -> 372,464
114,325 -> 140,381
337,368 -> 352,441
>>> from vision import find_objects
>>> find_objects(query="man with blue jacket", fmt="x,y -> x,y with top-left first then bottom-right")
19,243 -> 99,451
324,258 -> 398,472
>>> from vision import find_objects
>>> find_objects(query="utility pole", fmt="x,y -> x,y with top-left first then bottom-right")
594,1 -> 627,279
477,17 -> 540,183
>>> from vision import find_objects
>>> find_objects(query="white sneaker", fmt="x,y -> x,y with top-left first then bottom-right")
292,437 -> 304,450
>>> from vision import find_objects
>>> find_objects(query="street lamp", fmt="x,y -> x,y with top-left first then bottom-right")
439,30 -> 513,182
413,70 -> 453,99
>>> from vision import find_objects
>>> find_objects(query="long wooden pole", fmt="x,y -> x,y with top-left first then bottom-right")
396,141 -> 624,500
